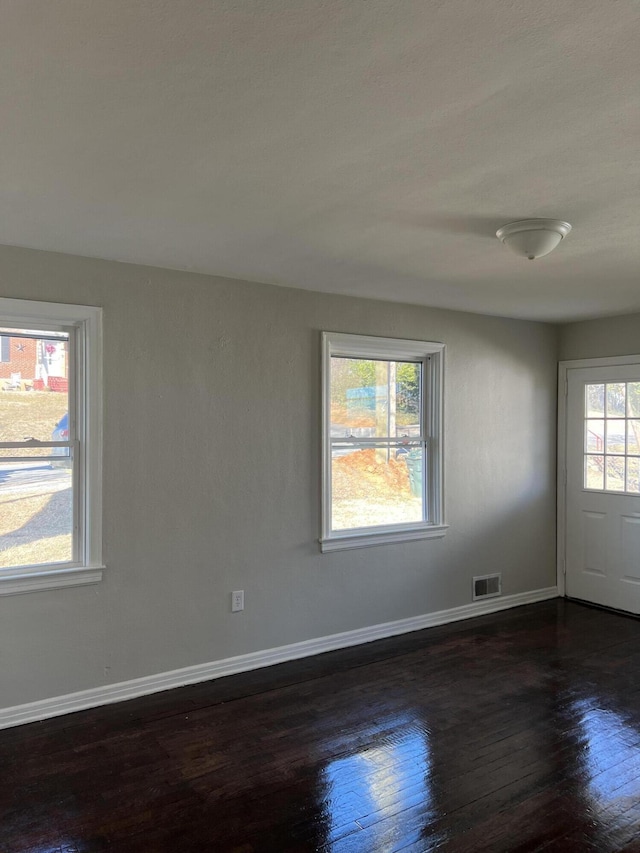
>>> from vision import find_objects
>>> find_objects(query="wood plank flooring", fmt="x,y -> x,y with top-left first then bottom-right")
3,599 -> 640,851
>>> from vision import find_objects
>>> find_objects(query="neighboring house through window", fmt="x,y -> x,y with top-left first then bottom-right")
321,332 -> 447,552
0,298 -> 103,594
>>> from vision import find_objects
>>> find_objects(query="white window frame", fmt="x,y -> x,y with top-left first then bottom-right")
321,332 -> 447,552
0,298 -> 103,595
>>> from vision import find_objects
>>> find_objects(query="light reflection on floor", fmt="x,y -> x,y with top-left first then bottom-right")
575,697 -> 640,827
321,718 -> 441,850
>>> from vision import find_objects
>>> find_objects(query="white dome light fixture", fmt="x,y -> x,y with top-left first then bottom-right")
496,219 -> 572,260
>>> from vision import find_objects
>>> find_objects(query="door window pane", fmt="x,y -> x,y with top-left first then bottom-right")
585,420 -> 604,453
628,421 -> 640,456
606,420 -> 626,454
585,456 -> 604,490
606,383 -> 626,417
628,384 -> 640,417
627,458 -> 640,494
605,457 -> 625,492
586,384 -> 605,417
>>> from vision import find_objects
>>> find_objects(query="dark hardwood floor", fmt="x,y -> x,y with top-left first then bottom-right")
4,599 -> 640,851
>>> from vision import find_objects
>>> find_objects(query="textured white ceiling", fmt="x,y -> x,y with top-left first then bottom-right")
1,0 -> 639,321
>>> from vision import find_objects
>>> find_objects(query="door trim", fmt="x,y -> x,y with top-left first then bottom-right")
558,355 -> 640,599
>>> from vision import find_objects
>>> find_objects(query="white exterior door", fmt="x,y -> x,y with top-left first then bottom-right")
562,359 -> 640,613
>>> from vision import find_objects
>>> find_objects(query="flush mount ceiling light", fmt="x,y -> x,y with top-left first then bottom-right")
496,219 -> 572,260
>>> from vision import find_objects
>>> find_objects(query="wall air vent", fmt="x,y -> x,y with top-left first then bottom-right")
473,573 -> 502,601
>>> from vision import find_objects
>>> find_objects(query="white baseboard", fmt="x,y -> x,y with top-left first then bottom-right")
0,586 -> 558,731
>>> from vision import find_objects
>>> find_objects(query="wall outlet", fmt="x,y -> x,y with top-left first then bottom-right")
231,590 -> 244,612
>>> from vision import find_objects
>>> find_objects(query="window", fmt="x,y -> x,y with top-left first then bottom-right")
321,332 -> 447,552
0,335 -> 10,362
0,298 -> 103,594
584,381 -> 640,493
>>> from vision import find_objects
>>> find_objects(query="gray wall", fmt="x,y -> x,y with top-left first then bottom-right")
0,245 -> 559,708
560,312 -> 640,361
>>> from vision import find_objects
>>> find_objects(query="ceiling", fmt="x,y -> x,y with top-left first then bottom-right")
1,1 -> 639,322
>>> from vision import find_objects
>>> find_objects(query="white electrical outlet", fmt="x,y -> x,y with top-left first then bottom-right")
231,590 -> 244,612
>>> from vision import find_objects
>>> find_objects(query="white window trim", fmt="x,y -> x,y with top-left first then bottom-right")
0,297 -> 103,595
321,332 -> 448,552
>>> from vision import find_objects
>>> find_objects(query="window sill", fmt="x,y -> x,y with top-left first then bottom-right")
0,565 -> 104,596
320,524 -> 449,553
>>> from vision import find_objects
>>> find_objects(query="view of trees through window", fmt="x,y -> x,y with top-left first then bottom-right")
330,356 -> 424,530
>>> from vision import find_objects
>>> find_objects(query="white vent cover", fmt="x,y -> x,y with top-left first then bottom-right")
473,573 -> 502,601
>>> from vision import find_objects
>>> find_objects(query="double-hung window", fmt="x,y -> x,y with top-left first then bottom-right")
321,332 -> 447,551
0,298 -> 103,594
